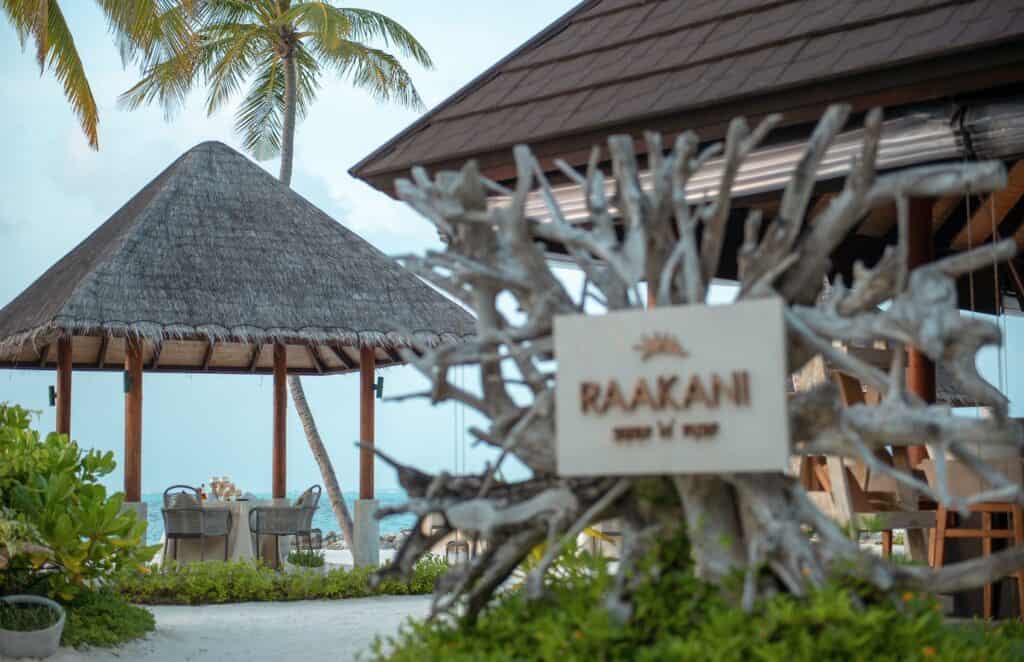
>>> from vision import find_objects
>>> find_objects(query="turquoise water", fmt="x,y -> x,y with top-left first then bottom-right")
143,488 -> 414,543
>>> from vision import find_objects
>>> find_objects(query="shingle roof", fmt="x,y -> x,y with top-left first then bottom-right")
352,0 -> 1024,191
0,142 -> 475,374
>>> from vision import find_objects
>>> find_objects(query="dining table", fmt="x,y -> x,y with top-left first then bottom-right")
157,497 -> 293,566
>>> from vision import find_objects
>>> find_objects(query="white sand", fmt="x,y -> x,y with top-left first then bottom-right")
49,595 -> 431,662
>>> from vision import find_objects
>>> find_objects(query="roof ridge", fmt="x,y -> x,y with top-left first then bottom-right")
349,0 -> 596,178
419,0 -> 969,129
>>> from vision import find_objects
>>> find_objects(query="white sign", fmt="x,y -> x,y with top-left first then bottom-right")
554,298 -> 790,476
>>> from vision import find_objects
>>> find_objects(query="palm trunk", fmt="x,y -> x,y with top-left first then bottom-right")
278,52 -> 297,186
288,374 -> 355,547
278,50 -> 356,549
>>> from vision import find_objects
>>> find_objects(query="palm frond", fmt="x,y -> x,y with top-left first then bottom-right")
5,0 -> 100,148
118,34 -> 202,118
285,3 -> 432,68
234,42 -> 319,161
2,0 -> 50,70
95,0 -> 189,65
203,23 -> 269,115
313,38 -> 424,109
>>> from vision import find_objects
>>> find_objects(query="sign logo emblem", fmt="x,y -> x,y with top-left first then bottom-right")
632,333 -> 688,361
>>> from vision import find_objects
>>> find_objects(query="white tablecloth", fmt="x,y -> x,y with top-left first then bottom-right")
157,499 -> 291,566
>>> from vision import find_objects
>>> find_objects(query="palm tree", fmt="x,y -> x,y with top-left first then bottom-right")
122,0 -> 432,550
2,0 -> 172,149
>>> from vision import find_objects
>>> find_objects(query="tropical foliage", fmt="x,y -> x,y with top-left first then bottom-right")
286,549 -> 325,568
0,600 -> 60,631
121,0 -> 432,167
0,0 -> 169,148
0,403 -> 157,601
60,589 -> 155,648
115,556 -> 446,605
373,529 -> 1024,662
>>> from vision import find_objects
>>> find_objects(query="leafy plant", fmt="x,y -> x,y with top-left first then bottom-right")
371,529 -> 1024,662
0,601 -> 59,631
287,549 -> 325,568
0,403 -> 159,600
115,556 -> 446,605
0,508 -> 49,571
61,589 -> 155,649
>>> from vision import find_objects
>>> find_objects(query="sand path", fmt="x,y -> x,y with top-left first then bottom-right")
50,595 -> 431,662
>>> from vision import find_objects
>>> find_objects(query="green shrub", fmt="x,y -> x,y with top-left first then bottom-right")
116,556 -> 447,605
287,549 -> 325,567
0,600 -> 59,631
371,531 -> 1024,662
0,404 -> 158,601
61,589 -> 155,648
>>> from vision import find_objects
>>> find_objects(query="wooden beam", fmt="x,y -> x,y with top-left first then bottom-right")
37,343 -> 50,368
124,338 -> 143,503
359,346 -> 376,500
1007,259 -> 1024,310
902,197 -> 936,564
55,337 -> 72,438
272,344 -> 287,499
149,342 -> 163,370
907,198 -> 936,466
327,344 -> 357,370
96,335 -> 110,369
248,344 -> 263,373
306,344 -> 325,374
931,195 -> 960,232
952,160 -> 1024,250
201,341 -> 216,371
384,347 -> 403,365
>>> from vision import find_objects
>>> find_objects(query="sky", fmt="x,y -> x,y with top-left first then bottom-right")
1,1 -> 1021,497
0,1 -> 579,495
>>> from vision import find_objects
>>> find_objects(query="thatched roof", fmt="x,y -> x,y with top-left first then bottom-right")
0,141 -> 475,375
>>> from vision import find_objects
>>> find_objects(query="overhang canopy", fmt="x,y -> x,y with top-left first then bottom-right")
0,141 -> 475,375
351,0 -> 1024,193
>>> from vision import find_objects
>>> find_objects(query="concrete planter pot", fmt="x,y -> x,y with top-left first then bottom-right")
0,595 -> 66,659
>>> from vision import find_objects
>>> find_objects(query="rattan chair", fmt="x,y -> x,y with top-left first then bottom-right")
249,485 -> 321,566
161,484 -> 232,564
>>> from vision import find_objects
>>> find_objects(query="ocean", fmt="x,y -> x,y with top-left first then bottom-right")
142,488 -> 415,543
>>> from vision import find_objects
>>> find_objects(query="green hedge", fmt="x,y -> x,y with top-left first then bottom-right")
62,589 -> 155,648
371,532 -> 1024,662
115,557 -> 446,605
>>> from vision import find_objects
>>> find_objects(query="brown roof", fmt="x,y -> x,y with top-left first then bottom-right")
352,0 -> 1024,193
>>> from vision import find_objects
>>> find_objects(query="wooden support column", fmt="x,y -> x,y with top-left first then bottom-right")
272,343 -> 287,499
907,198 -> 936,467
124,338 -> 143,502
359,346 -> 376,500
55,336 -> 72,438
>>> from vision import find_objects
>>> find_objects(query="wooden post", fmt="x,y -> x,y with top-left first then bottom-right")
55,336 -> 72,438
273,343 -> 287,499
124,338 -> 143,502
907,198 -> 936,467
359,346 -> 376,500
900,197 -> 937,564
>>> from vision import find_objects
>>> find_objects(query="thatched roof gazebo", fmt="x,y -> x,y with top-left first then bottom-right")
0,141 -> 475,510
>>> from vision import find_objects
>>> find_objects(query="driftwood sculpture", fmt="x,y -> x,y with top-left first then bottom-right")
373,104 -> 1024,620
